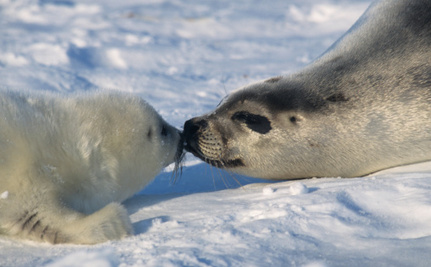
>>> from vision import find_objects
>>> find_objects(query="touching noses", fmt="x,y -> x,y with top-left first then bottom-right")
183,118 -> 208,152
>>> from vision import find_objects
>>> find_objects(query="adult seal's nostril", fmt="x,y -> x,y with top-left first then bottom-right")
183,119 -> 197,137
183,119 -> 208,137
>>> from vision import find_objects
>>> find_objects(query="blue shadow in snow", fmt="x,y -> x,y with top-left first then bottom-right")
139,162 -> 275,196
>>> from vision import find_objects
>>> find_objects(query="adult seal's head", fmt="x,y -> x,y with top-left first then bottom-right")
183,0 -> 431,180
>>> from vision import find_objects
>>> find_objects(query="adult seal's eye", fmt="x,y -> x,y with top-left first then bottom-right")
231,111 -> 272,134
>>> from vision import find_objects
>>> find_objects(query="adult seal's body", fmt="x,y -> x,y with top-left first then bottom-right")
183,0 -> 431,180
0,91 -> 182,244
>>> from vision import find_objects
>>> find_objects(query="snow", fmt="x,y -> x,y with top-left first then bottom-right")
44,249 -> 119,267
1,0 -> 431,266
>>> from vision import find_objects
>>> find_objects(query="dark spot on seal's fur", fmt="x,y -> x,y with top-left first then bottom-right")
231,111 -> 272,134
30,219 -> 41,232
264,76 -> 282,83
308,141 -> 319,147
221,136 -> 228,146
402,1 -> 431,36
326,93 -> 349,102
41,226 -> 49,239
225,158 -> 245,167
264,86 -> 326,113
408,65 -> 431,88
21,212 -> 38,230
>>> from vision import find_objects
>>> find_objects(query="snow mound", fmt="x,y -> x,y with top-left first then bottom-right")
45,249 -> 119,267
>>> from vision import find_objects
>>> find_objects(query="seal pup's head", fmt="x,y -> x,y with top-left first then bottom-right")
71,92 -> 186,189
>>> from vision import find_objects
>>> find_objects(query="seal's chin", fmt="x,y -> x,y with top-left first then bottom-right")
192,152 -> 245,169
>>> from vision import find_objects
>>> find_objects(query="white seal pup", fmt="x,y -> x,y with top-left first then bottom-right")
0,90 -> 183,244
183,0 -> 431,179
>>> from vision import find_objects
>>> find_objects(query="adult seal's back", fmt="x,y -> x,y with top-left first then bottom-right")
183,0 -> 431,180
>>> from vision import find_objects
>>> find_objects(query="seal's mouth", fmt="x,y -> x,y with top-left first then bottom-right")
186,140 -> 244,168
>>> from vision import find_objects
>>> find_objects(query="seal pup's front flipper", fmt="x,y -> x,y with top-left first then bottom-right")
0,194 -> 132,244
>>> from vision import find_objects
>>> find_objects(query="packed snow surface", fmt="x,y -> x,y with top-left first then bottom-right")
1,0 -> 431,266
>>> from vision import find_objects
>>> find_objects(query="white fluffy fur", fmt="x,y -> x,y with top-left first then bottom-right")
0,90 -> 180,244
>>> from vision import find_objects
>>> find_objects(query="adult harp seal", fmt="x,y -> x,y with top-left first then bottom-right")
183,0 -> 431,179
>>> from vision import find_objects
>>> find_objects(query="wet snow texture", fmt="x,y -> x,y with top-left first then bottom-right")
1,0 -> 431,266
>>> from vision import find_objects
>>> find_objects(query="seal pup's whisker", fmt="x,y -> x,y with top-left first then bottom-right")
170,132 -> 186,184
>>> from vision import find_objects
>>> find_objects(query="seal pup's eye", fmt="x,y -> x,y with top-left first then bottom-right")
147,128 -> 153,139
161,125 -> 168,136
231,111 -> 272,134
